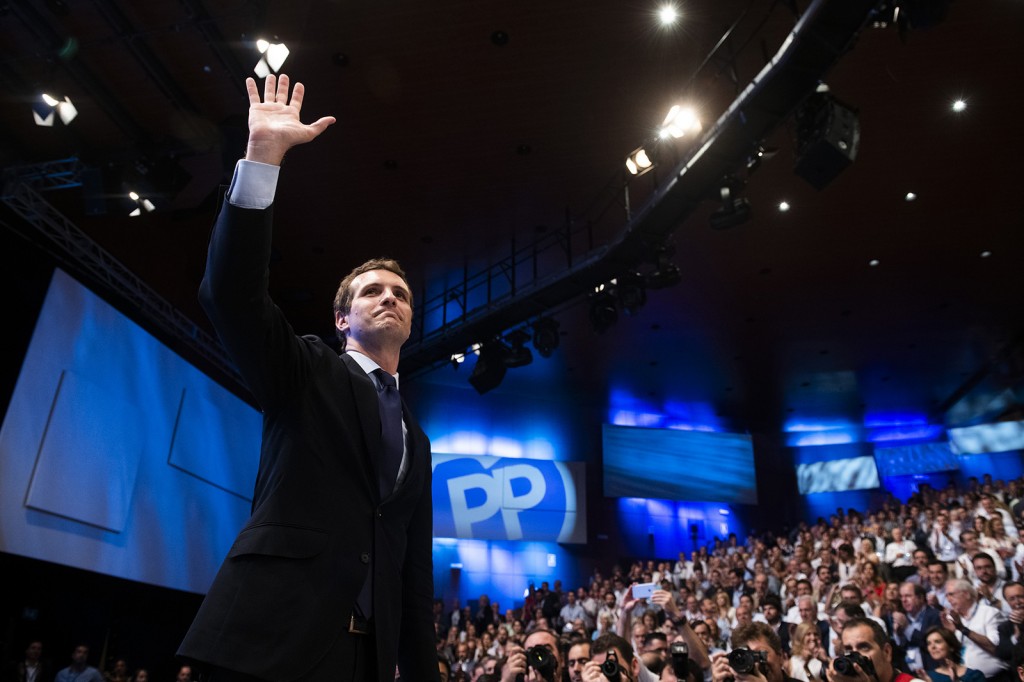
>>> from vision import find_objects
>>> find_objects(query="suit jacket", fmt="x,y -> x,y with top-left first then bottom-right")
178,200 -> 437,682
885,606 -> 941,671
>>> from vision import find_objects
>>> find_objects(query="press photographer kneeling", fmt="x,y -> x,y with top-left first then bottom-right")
826,618 -> 915,682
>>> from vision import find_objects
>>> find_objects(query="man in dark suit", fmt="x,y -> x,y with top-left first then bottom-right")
886,582 -> 941,672
996,581 -> 1024,662
178,74 -> 438,682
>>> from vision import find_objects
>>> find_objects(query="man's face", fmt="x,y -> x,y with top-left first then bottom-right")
736,605 -> 753,627
796,582 -> 812,597
590,647 -> 637,682
927,564 -> 948,588
524,631 -> 562,682
567,643 -> 590,682
840,624 -> 893,682
72,647 -> 88,666
1005,584 -> 1024,612
686,596 -> 698,613
974,557 -> 997,585
605,593 -> 617,608
336,269 -> 412,352
567,592 -> 576,604
963,533 -> 979,552
763,603 -> 781,623
645,637 -> 669,660
26,642 -> 42,661
840,588 -> 861,605
945,582 -> 972,614
457,643 -> 468,660
176,667 -> 192,682
484,659 -> 498,675
798,600 -> 817,623
497,628 -> 508,643
899,585 -> 923,614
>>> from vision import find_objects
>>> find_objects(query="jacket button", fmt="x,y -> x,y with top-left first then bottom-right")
360,552 -> 370,564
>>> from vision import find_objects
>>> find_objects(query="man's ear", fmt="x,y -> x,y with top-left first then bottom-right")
335,310 -> 348,334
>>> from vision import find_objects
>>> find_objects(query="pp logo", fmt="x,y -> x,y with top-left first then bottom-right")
431,455 -> 584,543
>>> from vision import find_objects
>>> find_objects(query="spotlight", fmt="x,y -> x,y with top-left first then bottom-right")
589,287 -> 618,333
645,243 -> 681,289
709,178 -> 751,230
660,105 -> 701,140
468,341 -> 508,394
617,272 -> 647,316
793,90 -> 860,190
532,318 -> 560,358
127,190 -> 156,217
504,330 -> 533,368
658,5 -> 678,25
254,39 -> 290,77
625,147 -> 654,176
33,93 -> 77,126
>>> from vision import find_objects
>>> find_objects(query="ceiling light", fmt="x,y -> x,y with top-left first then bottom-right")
532,318 -> 560,358
778,201 -> 790,212
254,40 -> 289,77
468,342 -> 508,394
625,147 -> 653,176
904,192 -> 917,201
869,259 -> 880,267
658,5 -> 678,25
34,93 -> 77,127
589,289 -> 618,333
127,191 -> 156,217
952,99 -> 966,113
41,93 -> 59,107
256,39 -> 270,54
503,330 -> 533,368
660,105 -> 701,139
980,251 -> 992,258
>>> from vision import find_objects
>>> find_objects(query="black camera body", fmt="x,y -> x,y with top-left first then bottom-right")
600,649 -> 623,680
525,645 -> 557,682
728,647 -> 769,674
671,642 -> 689,679
833,652 -> 876,678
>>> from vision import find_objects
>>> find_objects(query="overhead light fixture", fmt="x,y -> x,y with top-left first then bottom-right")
468,341 -> 508,394
709,177 -> 751,230
617,272 -> 647,317
645,243 -> 681,290
658,5 -> 678,25
589,286 -> 618,333
793,90 -> 860,190
127,190 -> 156,217
503,330 -> 533,368
778,201 -> 791,212
33,93 -> 77,126
952,99 -> 966,113
660,105 -> 701,140
531,318 -> 560,358
254,38 -> 290,78
625,147 -> 654,176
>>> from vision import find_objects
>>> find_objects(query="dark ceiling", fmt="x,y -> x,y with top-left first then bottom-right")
2,0 -> 1023,436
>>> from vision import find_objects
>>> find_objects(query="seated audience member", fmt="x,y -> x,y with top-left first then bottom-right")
906,550 -> 932,587
827,617 -> 915,682
757,595 -> 790,654
886,528 -> 919,583
786,582 -> 818,624
996,581 -> 1024,662
926,561 -> 952,610
7,640 -> 52,682
709,622 -> 791,682
888,582 -> 941,672
567,641 -> 591,682
973,552 -> 1009,614
921,626 -> 986,682
788,622 -> 829,682
957,532 -> 1005,582
943,579 -> 1008,680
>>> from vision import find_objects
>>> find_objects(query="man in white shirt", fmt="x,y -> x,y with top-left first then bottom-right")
884,528 -> 918,582
928,512 -> 961,562
956,531 -> 1006,581
944,579 -> 1008,679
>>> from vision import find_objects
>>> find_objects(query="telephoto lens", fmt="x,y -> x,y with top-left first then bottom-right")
832,652 -> 876,678
671,642 -> 689,679
525,645 -> 557,682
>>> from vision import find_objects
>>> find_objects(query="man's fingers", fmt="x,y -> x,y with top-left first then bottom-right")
290,81 -> 305,111
246,77 -> 260,105
276,73 -> 290,103
263,74 -> 276,103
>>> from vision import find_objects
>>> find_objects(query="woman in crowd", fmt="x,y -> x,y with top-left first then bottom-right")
789,622 -> 829,682
714,590 -> 735,626
915,626 -> 984,682
858,560 -> 885,603
982,515 -> 1017,568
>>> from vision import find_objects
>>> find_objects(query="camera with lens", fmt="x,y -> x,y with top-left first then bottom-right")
671,642 -> 690,679
524,645 -> 557,682
600,648 -> 623,680
727,647 -> 769,675
832,652 -> 875,679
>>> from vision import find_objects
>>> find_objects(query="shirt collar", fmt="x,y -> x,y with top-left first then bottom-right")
346,350 -> 400,389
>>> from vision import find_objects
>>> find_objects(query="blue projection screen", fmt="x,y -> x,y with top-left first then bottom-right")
873,441 -> 960,478
602,425 -> 758,504
796,456 -> 880,494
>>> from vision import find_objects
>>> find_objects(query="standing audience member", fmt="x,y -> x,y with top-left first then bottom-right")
55,645 -> 103,682
5,640 -> 51,682
943,579 -> 1008,680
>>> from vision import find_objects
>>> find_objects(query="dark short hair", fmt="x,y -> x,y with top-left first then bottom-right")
643,632 -> 668,648
762,594 -> 783,611
332,258 -> 411,348
972,552 -> 996,568
592,633 -> 634,667
842,617 -> 890,650
731,622 -> 782,655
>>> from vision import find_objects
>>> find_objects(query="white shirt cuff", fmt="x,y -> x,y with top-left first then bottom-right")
227,159 -> 280,209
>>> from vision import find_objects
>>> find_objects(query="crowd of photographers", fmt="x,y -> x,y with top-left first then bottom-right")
432,475 -> 1024,682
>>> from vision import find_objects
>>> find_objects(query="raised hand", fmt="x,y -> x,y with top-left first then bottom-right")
244,74 -> 336,166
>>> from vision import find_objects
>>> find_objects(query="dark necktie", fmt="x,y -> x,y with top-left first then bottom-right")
373,368 -> 403,498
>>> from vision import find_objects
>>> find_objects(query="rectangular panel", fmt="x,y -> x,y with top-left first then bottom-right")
797,456 -> 880,494
602,424 -> 758,504
948,420 -> 1024,455
431,454 -> 586,543
873,441 -> 960,478
25,370 -> 144,532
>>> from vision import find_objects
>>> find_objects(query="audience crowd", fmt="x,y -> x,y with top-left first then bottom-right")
8,475 -> 1024,682
432,475 -> 1024,682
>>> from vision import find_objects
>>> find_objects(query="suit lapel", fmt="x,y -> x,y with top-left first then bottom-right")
340,353 -> 382,497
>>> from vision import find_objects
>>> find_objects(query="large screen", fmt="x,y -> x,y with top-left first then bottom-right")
873,441 -> 960,478
602,424 -> 758,504
949,420 -> 1024,455
796,456 -> 880,494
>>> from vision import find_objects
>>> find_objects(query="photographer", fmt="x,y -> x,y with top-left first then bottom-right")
500,630 -> 564,682
710,623 -> 792,682
582,634 -> 641,682
826,617 -> 914,682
